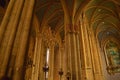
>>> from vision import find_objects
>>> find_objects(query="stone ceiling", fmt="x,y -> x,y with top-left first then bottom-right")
35,0 -> 120,45
84,0 -> 120,44
0,0 -> 120,45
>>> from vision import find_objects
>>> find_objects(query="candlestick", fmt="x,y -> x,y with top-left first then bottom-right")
66,71 -> 71,80
46,48 -> 49,64
43,63 -> 49,80
59,68 -> 63,80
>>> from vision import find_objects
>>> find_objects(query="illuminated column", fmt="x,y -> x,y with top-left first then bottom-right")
65,26 -> 71,73
39,38 -> 46,80
89,29 -> 103,80
0,0 -> 24,78
6,1 -> 32,78
79,14 -> 94,80
31,34 -> 42,80
35,36 -> 42,80
61,45 -> 65,69
12,0 -> 35,80
49,41 -> 55,80
60,1 -> 82,79
59,46 -> 62,68
96,37 -> 104,79
31,37 -> 38,80
0,0 -> 15,43
76,30 -> 82,80
58,46 -> 64,80
65,24 -> 82,80
24,35 -> 35,80
62,43 -> 67,80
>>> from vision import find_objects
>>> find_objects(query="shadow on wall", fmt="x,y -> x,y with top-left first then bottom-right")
0,76 -> 10,80
0,0 -> 6,8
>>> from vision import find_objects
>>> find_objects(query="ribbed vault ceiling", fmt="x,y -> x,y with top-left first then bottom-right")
0,0 -> 120,45
84,0 -> 120,46
35,0 -> 120,45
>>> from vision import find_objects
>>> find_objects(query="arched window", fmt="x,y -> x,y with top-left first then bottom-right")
105,41 -> 120,74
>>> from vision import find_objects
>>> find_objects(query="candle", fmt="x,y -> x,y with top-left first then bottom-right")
46,48 -> 49,64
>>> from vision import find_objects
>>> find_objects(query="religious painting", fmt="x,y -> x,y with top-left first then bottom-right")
105,41 -> 120,74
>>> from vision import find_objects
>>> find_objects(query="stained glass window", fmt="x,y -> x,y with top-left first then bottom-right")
105,41 -> 120,74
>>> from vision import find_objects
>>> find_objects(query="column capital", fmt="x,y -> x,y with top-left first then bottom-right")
48,39 -> 55,48
66,24 -> 79,34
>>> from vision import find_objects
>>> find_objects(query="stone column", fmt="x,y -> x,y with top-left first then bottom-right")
79,15 -> 94,80
65,24 -> 81,80
60,46 -> 64,80
7,0 -> 30,78
0,0 -> 24,79
62,43 -> 67,80
96,38 -> 104,79
49,41 -> 55,80
12,0 -> 35,80
71,30 -> 79,80
0,0 -> 15,43
65,27 -> 71,72
89,29 -> 103,80
31,37 -> 38,80
23,31 -> 35,80
76,30 -> 82,80
59,46 -> 62,69
31,34 -> 42,80
35,36 -> 42,80
38,37 -> 47,80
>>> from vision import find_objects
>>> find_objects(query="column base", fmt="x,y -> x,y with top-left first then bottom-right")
81,68 -> 94,80
94,73 -> 104,80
